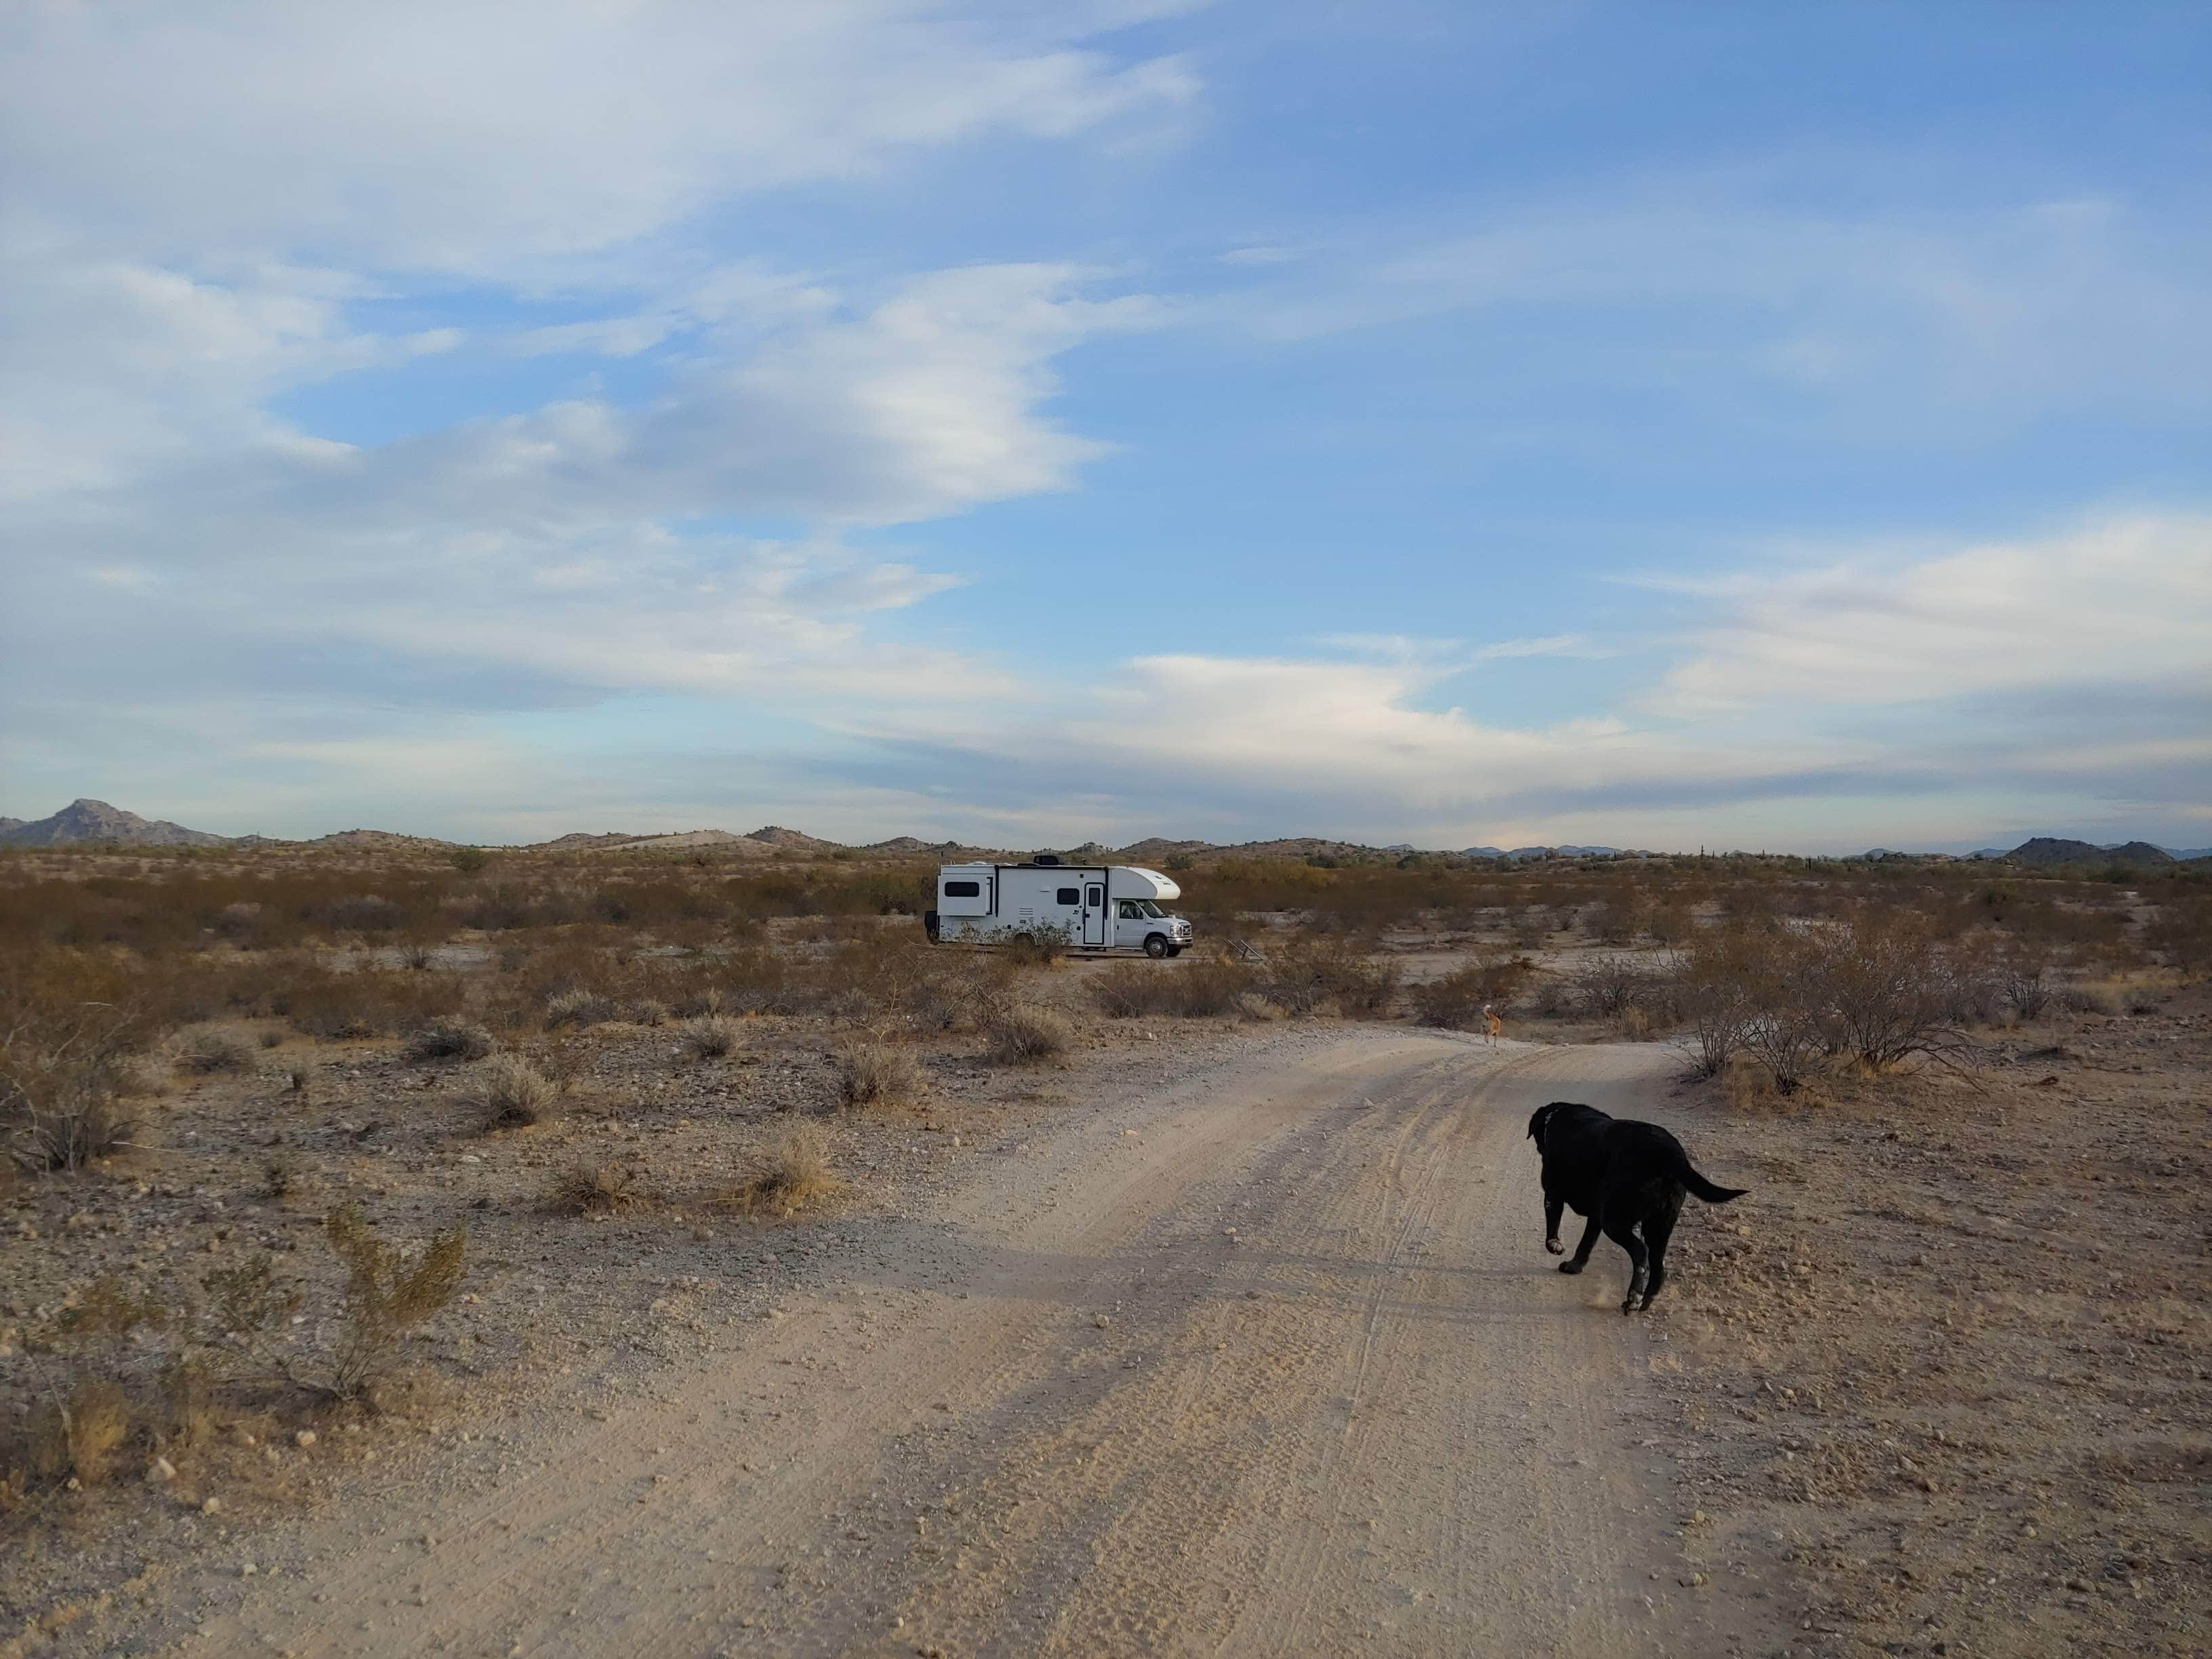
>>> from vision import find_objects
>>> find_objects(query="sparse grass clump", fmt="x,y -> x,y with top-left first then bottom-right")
835,1041 -> 926,1109
28,1380 -> 132,1488
1408,954 -> 1532,1029
402,1017 -> 494,1063
984,1004 -> 1071,1063
714,1124 -> 840,1218
679,1012 -> 746,1060
544,987 -> 614,1029
176,1029 -> 249,1074
474,1054 -> 560,1129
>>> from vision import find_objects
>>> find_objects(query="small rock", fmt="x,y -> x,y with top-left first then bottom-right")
202,1496 -> 223,1515
241,1563 -> 258,1577
1094,1313 -> 1111,1328
148,1457 -> 178,1483
294,1430 -> 316,1448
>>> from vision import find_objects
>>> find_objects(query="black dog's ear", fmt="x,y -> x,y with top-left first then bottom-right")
1526,1104 -> 1553,1143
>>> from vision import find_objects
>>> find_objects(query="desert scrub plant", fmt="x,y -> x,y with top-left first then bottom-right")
1408,953 -> 1533,1029
548,1162 -> 642,1215
714,1123 -> 840,1218
28,1379 -> 133,1488
1265,938 -> 1399,1018
474,1054 -> 560,1129
401,1017 -> 494,1063
835,1041 -> 926,1109
983,1004 -> 1071,1063
175,1029 -> 249,1074
679,1012 -> 746,1060
544,987 -> 615,1030
319,1204 -> 466,1399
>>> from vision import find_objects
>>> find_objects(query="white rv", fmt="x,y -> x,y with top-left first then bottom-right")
926,859 -> 1195,958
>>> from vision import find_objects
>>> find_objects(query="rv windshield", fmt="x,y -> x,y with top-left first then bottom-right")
1118,899 -> 1166,919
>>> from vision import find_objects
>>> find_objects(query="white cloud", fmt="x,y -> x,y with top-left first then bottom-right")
0,2 -> 1200,272
1233,190 -> 2211,425
1648,514 -> 2212,714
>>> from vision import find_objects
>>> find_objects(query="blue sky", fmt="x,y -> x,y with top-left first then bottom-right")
3,1 -> 2207,852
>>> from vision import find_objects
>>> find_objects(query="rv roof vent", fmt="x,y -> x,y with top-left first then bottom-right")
1032,853 -> 1061,866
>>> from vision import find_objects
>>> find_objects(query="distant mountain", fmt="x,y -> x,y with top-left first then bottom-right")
2007,836 -> 2173,869
2169,847 -> 2212,861
0,798 -> 232,848
0,817 -> 22,835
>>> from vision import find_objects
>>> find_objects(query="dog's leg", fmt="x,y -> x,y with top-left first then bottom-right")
1557,1211 -> 1601,1274
1601,1214 -> 1647,1314
1544,1193 -> 1566,1255
1639,1209 -> 1676,1311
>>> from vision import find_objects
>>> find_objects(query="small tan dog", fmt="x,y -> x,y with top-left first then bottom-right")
1483,1004 -> 1502,1046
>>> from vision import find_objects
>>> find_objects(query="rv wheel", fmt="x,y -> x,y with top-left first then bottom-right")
1144,934 -> 1170,959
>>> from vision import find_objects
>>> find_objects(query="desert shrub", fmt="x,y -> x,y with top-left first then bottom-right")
175,1029 -> 249,1074
715,1124 -> 840,1217
999,922 -> 1073,967
1235,991 -> 1284,1021
1735,933 -> 1830,1095
544,987 -> 614,1030
1572,954 -> 1662,1019
319,893 -> 404,933
671,983 -> 727,1019
835,1042 -> 926,1108
321,1204 -> 466,1399
449,846 -> 492,874
1994,949 -> 2051,1020
474,1055 -> 560,1129
1720,1052 -> 1777,1112
679,1013 -> 746,1060
399,943 -> 435,971
1408,952 -> 1532,1029
549,1162 -> 641,1214
279,962 -> 466,1040
1265,938 -> 1398,1017
2,1006 -> 143,1173
626,997 -> 668,1027
2060,981 -> 2123,1016
1672,932 -> 1757,1077
402,1017 -> 493,1063
984,1004 -> 1072,1063
1818,914 -> 1977,1071
28,1380 -> 133,1487
1088,958 -> 1261,1018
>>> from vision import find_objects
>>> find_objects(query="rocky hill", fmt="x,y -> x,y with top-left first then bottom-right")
2009,837 -> 2174,869
0,798 -> 233,847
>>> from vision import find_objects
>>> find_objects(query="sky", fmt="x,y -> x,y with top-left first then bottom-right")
2,1 -> 2208,854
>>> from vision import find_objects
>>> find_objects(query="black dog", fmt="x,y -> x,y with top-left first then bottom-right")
1527,1101 -> 1747,1315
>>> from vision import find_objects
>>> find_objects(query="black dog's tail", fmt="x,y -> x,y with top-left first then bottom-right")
1671,1146 -> 1747,1204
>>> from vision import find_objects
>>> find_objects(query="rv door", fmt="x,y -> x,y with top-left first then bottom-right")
1082,881 -> 1107,947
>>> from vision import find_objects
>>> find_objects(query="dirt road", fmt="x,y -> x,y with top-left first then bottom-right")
186,1033 -> 1750,1658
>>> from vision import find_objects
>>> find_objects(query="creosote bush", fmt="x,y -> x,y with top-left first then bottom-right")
983,1004 -> 1071,1063
474,1054 -> 560,1129
321,1204 -> 467,1399
836,1041 -> 926,1108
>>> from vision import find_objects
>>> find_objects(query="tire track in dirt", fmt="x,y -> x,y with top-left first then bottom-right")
176,1034 -> 1750,1658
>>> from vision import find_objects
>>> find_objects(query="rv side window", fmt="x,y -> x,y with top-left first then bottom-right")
944,880 -> 981,898
1055,887 -> 1080,905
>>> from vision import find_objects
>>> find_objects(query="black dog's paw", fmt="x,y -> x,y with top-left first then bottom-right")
1556,1259 -> 1584,1275
1544,1237 -> 1565,1256
1620,1298 -> 1637,1316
